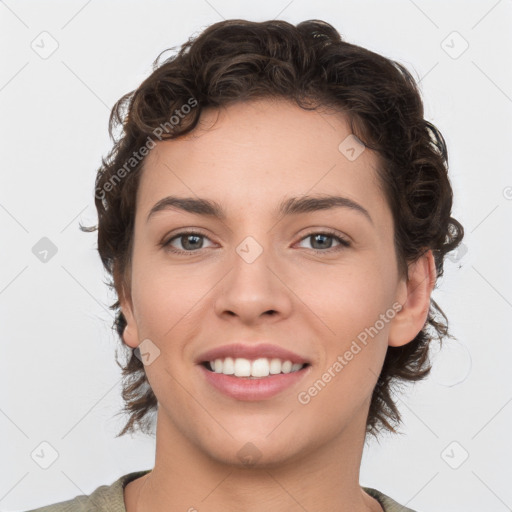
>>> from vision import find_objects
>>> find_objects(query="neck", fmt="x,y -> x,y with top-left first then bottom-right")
130,407 -> 382,512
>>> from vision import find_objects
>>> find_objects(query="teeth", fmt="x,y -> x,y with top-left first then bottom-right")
269,358 -> 281,374
222,357 -> 235,375
281,360 -> 292,374
251,358 -> 269,377
209,357 -> 305,377
214,358 -> 223,373
234,358 -> 251,377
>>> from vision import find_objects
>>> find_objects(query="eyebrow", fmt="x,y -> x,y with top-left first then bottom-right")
146,194 -> 373,225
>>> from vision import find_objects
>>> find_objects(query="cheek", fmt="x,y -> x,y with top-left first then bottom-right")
130,258 -> 202,338
129,259 -> 214,389
299,261 -> 395,339
296,263 -> 393,402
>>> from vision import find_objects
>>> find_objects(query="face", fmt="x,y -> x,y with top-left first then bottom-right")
120,98 -> 420,467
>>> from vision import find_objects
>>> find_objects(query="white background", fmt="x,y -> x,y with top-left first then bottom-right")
1,1 -> 511,511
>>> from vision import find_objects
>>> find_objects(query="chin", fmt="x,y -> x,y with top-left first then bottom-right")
197,433 -> 308,470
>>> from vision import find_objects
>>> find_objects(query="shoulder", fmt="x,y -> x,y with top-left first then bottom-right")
362,486 -> 420,512
26,476 -> 417,512
25,470 -> 151,512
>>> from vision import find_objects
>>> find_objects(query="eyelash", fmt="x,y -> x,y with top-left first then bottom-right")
161,229 -> 351,256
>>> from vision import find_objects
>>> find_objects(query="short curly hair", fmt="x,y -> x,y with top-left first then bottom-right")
82,18 -> 464,439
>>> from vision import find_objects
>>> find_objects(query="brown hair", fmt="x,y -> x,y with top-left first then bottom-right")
82,19 -> 464,439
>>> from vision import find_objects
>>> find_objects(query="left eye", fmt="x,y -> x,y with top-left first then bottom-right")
296,232 -> 350,251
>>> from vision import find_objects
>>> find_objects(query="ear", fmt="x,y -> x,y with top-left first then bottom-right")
119,283 -> 140,349
388,249 -> 437,348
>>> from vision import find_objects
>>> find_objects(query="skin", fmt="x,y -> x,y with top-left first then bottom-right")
121,98 -> 436,512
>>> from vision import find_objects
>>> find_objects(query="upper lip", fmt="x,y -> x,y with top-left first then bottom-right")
196,343 -> 310,365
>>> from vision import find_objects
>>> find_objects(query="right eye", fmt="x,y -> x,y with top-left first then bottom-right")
162,231 -> 216,255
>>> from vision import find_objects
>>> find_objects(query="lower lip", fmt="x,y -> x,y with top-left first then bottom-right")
198,364 -> 310,401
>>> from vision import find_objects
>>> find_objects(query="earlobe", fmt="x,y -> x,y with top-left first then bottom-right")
119,289 -> 139,349
388,249 -> 437,348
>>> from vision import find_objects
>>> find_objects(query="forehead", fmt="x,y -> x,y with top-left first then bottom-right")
137,98 -> 390,227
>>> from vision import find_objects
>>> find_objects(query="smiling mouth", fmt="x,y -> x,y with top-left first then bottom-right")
201,357 -> 310,379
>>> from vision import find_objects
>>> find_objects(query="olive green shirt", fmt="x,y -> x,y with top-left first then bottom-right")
25,470 -> 418,511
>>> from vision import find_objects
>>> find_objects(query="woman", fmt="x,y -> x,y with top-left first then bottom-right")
28,18 -> 464,512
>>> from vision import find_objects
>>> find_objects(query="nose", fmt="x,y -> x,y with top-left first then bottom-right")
214,238 -> 293,325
